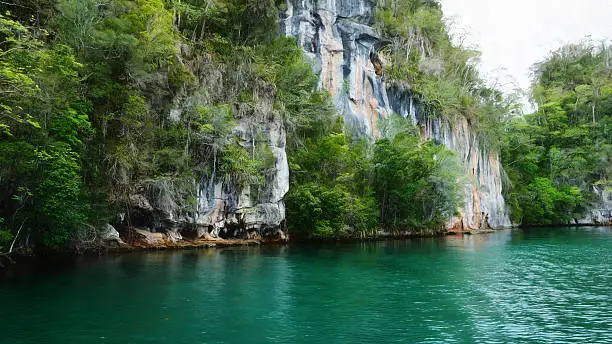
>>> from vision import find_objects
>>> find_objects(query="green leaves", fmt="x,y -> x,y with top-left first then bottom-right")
35,143 -> 88,248
0,227 -> 13,252
520,178 -> 584,224
50,109 -> 92,149
0,11 -> 95,250
286,113 -> 460,237
373,126 -> 460,231
286,183 -> 371,239
286,119 -> 380,239
502,41 -> 611,225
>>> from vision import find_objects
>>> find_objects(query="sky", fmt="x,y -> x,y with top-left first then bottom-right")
440,0 -> 612,111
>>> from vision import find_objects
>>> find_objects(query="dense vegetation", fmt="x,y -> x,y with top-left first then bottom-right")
0,0 -> 336,252
0,0 -> 481,251
286,115 -> 461,239
501,42 -> 611,225
0,0 -> 608,253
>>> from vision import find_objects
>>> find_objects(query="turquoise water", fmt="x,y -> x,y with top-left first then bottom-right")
1,227 -> 611,343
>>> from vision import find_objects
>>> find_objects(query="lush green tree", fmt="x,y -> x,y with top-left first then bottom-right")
286,113 -> 461,238
502,42 -> 611,225
35,143 -> 89,248
1,12 -> 92,250
373,126 -> 460,232
286,119 -> 379,239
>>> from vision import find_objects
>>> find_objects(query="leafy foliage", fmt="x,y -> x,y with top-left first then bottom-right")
374,0 -> 515,150
0,12 -> 91,249
373,127 -> 460,231
0,0 -> 338,250
286,115 -> 460,239
502,42 -> 611,224
286,120 -> 379,239
35,143 -> 89,248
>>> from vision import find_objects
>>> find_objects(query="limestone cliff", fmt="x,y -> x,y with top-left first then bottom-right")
119,50 -> 289,241
120,0 -> 511,243
578,187 -> 612,225
281,0 -> 511,229
122,113 -> 289,240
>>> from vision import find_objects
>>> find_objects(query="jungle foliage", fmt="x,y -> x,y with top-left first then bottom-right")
286,114 -> 462,239
1,0 -> 605,251
0,0 -> 331,250
501,42 -> 612,224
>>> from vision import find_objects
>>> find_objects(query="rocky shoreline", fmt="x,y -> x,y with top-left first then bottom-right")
1,224 -> 505,267
101,226 -> 505,253
3,225 -> 610,270
99,222 -> 612,253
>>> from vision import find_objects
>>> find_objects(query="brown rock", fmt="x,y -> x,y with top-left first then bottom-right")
134,229 -> 164,246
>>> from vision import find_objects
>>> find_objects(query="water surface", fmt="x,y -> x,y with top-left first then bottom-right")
1,227 -> 611,343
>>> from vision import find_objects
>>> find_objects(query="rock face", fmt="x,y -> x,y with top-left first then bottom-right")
117,46 -> 291,242
118,0 -> 512,242
578,187 -> 612,225
281,0 -> 511,229
191,116 -> 289,238
99,224 -> 126,247
124,113 -> 289,240
134,229 -> 165,246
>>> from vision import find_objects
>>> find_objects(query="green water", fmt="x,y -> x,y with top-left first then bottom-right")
1,227 -> 611,343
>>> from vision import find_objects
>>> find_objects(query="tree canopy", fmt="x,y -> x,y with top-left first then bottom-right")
502,42 -> 611,224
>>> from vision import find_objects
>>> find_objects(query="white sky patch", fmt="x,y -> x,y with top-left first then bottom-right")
440,0 -> 612,111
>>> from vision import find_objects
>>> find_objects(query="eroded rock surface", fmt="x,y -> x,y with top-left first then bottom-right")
282,0 -> 511,229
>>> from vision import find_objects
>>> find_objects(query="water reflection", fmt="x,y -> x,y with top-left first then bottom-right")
444,230 -> 513,252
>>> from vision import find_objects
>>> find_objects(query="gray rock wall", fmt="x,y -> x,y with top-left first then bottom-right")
125,112 -> 289,240
578,187 -> 612,225
282,0 -> 511,229
192,115 -> 289,238
122,49 -> 290,240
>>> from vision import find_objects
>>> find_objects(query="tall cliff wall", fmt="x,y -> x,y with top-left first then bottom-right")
124,118 -> 289,241
281,0 -> 511,229
121,0 -> 510,243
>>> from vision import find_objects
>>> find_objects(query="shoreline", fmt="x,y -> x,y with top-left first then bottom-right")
1,228 -> 492,266
2,225 -> 610,269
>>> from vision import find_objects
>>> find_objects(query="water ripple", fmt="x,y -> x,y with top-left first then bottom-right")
0,227 -> 610,344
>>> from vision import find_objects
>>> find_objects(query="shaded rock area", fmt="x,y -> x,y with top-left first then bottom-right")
114,225 -> 265,250
577,187 -> 612,225
96,222 -> 288,251
99,224 -> 126,248
133,229 -> 165,246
